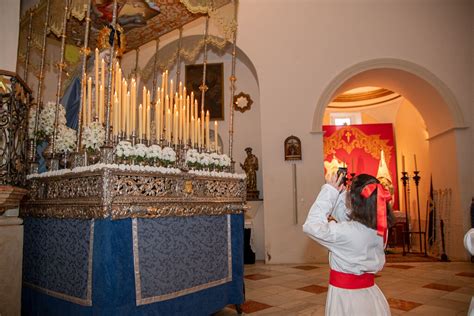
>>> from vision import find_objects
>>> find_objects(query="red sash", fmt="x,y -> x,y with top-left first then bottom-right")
329,269 -> 375,289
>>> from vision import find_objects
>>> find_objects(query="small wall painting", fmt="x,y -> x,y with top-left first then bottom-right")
284,135 -> 302,161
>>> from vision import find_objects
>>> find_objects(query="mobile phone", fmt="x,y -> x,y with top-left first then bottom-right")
337,167 -> 347,186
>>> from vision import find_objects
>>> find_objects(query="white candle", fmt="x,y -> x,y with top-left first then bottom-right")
146,104 -> 151,140
131,79 -> 136,134
191,116 -> 195,147
174,110 -> 178,145
113,93 -> 118,136
126,91 -> 130,136
99,84 -> 104,123
101,58 -> 105,96
95,48 -> 99,119
122,79 -> 127,133
185,96 -> 190,143
197,117 -> 201,148
138,104 -> 143,137
155,100 -> 161,141
167,108 -> 171,142
81,77 -> 87,126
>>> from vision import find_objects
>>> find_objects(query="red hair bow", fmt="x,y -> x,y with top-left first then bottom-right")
361,183 -> 392,242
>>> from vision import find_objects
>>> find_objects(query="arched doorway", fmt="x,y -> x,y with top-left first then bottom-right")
312,58 -> 470,260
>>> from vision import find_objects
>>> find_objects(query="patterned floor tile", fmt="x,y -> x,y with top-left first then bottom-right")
216,262 -> 473,315
231,300 -> 273,314
423,283 -> 460,292
297,284 -> 328,294
387,297 -> 423,311
385,264 -> 416,269
245,273 -> 272,280
292,265 -> 319,271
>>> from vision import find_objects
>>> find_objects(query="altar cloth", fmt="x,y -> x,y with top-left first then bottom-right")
22,214 -> 244,315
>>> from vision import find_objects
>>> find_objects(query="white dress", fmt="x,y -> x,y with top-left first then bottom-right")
302,184 -> 391,316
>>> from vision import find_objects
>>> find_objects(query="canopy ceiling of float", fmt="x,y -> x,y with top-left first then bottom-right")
18,0 -> 236,75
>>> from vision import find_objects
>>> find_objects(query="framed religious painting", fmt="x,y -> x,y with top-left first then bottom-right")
284,136 -> 302,160
185,63 -> 224,120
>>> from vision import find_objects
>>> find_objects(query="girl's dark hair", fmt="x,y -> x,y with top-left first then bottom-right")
348,173 -> 394,230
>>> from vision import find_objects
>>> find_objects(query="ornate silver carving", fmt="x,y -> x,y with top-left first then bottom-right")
21,167 -> 246,219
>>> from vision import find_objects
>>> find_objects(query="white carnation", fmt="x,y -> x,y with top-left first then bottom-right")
114,141 -> 133,158
37,102 -> 67,138
134,143 -> 147,158
82,121 -> 106,151
54,124 -> 77,153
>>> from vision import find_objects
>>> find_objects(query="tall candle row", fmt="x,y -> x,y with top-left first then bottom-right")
80,62 -> 219,152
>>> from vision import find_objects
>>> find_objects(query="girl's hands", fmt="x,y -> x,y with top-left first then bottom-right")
325,172 -> 345,192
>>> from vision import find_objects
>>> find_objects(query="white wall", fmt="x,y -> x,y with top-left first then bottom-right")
1,0 -> 21,71
236,0 -> 473,262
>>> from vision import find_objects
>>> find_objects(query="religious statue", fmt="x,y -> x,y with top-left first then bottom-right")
240,147 -> 260,200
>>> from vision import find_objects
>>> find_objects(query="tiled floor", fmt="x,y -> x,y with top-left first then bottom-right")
214,261 -> 474,315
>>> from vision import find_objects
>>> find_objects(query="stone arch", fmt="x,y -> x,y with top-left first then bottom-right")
312,58 -> 465,137
311,58 -> 470,259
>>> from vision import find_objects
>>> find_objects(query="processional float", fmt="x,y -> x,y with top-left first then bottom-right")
17,0 -> 247,314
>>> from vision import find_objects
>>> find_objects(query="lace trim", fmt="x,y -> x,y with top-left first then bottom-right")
139,36 -> 230,82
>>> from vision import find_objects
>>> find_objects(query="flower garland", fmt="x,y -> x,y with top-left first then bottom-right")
27,163 -> 182,179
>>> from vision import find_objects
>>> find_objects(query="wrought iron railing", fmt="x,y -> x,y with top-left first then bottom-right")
0,70 -> 32,187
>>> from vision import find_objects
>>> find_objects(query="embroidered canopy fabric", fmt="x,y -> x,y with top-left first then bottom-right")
18,0 -> 236,82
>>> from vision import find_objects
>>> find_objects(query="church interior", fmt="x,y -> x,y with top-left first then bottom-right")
0,0 -> 473,315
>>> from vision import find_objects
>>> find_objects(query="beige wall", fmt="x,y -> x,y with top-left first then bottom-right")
1,0 -> 21,71
236,0 -> 472,262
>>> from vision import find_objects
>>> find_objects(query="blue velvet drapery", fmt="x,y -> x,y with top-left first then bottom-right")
22,214 -> 244,315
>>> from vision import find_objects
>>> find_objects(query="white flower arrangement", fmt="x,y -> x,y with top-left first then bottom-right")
185,149 -> 199,165
54,124 -> 77,153
218,154 -> 232,168
82,121 -> 106,152
185,150 -> 231,171
37,102 -> 67,141
133,143 -> 148,161
114,141 -> 134,158
160,146 -> 176,165
146,145 -> 162,160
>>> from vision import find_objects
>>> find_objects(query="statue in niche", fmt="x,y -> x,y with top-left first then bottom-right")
240,147 -> 260,200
